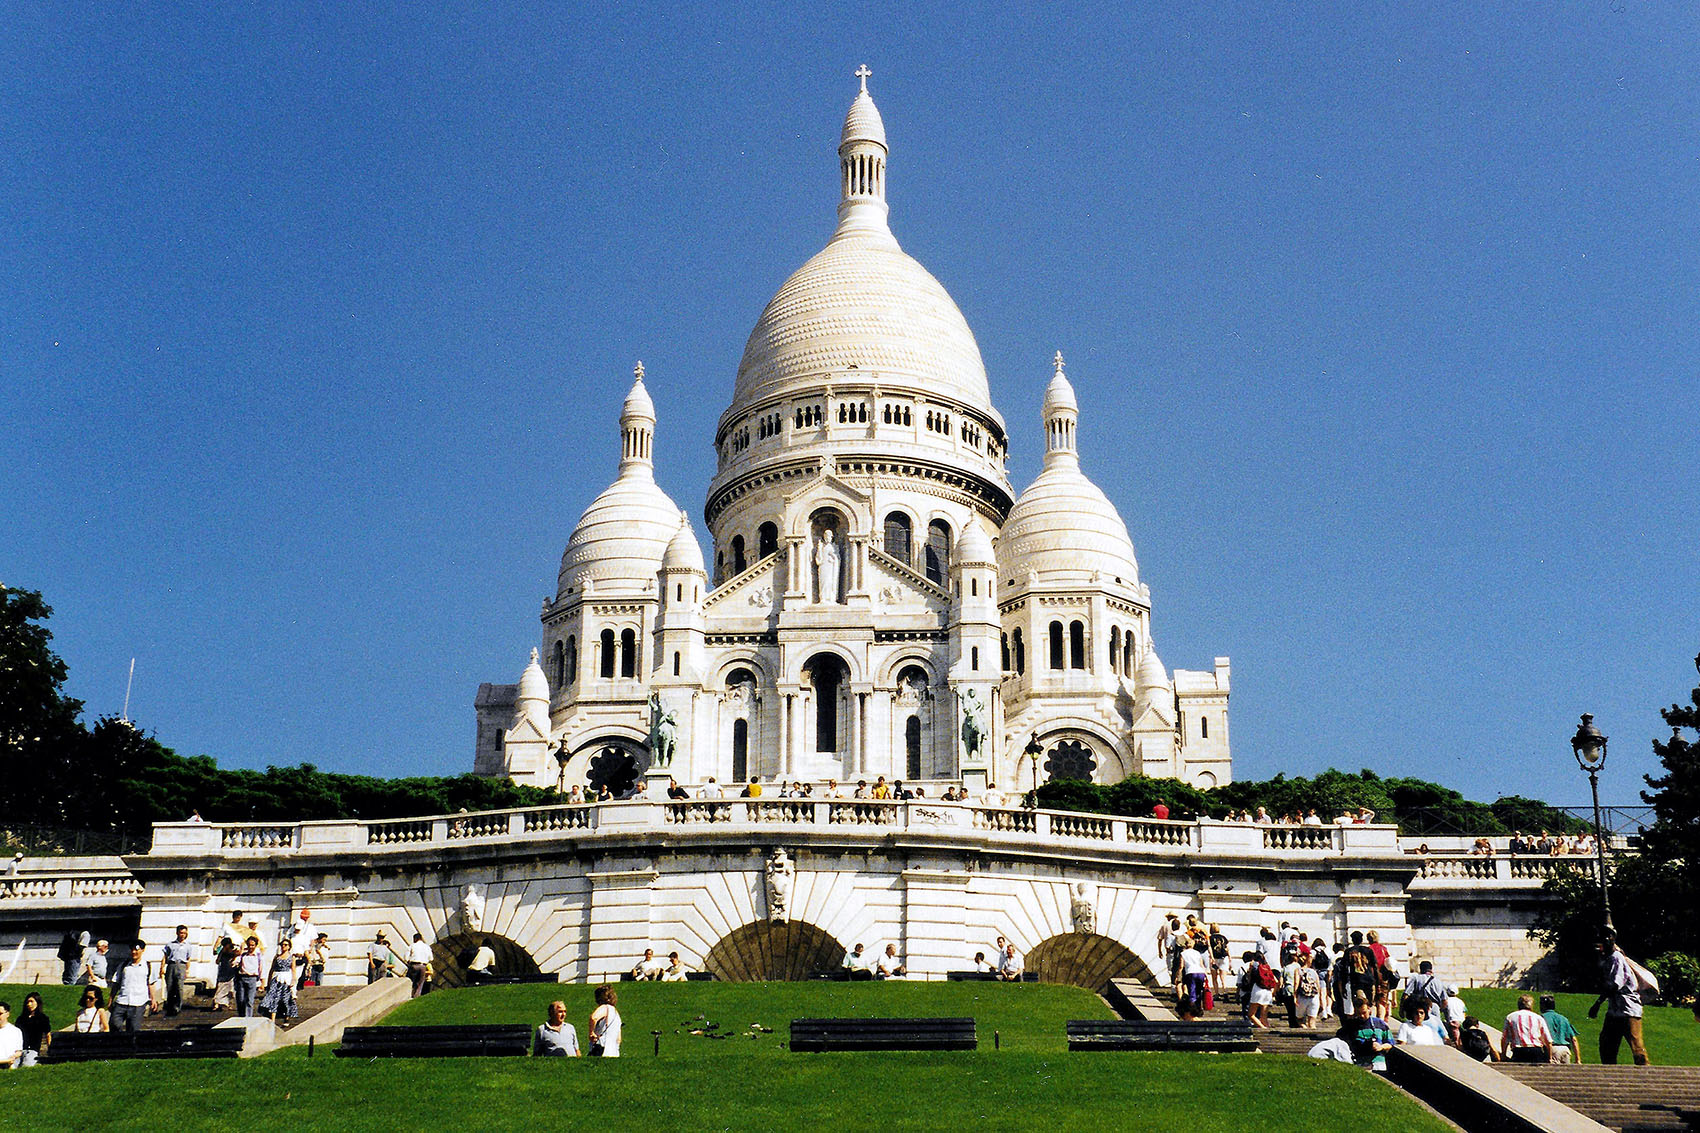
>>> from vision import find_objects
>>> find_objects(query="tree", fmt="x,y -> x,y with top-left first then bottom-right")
0,585 -> 86,824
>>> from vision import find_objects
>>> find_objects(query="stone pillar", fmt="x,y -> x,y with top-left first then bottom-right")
901,867 -> 972,979
584,867 -> 659,984
777,692 -> 791,779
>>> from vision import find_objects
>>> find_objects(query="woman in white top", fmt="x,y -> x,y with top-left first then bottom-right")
1397,1002 -> 1444,1046
589,985 -> 622,1057
72,988 -> 109,1033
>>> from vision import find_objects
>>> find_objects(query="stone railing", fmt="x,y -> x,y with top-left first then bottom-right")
1413,854 -> 1591,886
144,801 -> 1418,863
0,857 -> 145,905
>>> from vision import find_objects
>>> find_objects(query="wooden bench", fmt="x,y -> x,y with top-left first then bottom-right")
1066,1019 -> 1257,1052
944,970 -> 1038,982
790,1017 -> 977,1052
45,1027 -> 246,1063
334,1024 -> 532,1058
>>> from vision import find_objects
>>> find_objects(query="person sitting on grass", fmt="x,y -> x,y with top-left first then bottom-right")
996,943 -> 1024,982
534,999 -> 580,1057
1501,994 -> 1555,1064
971,950 -> 994,974
876,944 -> 907,979
630,948 -> 664,981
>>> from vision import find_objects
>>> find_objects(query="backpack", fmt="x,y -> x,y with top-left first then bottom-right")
1255,963 -> 1279,990
1459,1027 -> 1493,1062
1297,967 -> 1320,998
1348,947 -> 1371,975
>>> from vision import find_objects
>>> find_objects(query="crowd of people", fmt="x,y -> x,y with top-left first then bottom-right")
1209,806 -> 1380,825
1159,917 -> 1661,1070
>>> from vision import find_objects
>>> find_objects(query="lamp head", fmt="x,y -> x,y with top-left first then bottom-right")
1024,732 -> 1043,759
1571,713 -> 1607,772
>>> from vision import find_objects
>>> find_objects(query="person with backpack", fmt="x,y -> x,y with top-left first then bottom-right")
1246,951 -> 1279,1029
1401,960 -> 1453,1025
1208,923 -> 1231,997
1589,930 -> 1651,1066
1292,953 -> 1323,1028
1343,931 -> 1380,1009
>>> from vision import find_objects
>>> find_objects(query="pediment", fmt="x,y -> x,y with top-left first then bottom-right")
703,554 -> 782,614
504,715 -> 550,745
1130,698 -> 1176,731
868,548 -> 950,610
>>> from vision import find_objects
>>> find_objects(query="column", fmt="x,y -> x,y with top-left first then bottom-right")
857,693 -> 870,775
777,692 -> 790,780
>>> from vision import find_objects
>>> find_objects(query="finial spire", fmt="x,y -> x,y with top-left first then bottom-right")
1054,350 -> 1065,377
855,64 -> 871,92
633,360 -> 645,382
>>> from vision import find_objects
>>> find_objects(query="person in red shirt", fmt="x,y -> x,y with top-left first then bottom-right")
1152,802 -> 1170,820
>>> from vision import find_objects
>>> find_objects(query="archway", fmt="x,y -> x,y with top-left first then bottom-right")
1025,933 -> 1157,994
429,932 -> 544,989
703,920 -> 847,982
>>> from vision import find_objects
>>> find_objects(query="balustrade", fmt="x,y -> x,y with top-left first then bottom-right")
366,819 -> 432,846
0,879 -> 58,900
1051,813 -> 1113,841
972,807 -> 1036,835
1127,819 -> 1193,847
525,806 -> 593,833
70,876 -> 144,898
828,801 -> 899,826
1262,826 -> 1340,852
221,825 -> 297,850
446,813 -> 509,840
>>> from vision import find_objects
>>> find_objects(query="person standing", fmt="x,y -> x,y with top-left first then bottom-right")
85,939 -> 111,988
588,985 -> 622,1057
160,925 -> 194,1016
534,1000 -> 581,1056
368,931 -> 395,983
305,933 -> 328,988
15,993 -> 50,1067
259,939 -> 301,1025
1589,931 -> 1650,1066
108,941 -> 154,1034
234,936 -> 264,1018
57,932 -> 85,986
1540,994 -> 1581,1064
406,933 -> 432,997
1501,994 -> 1555,1063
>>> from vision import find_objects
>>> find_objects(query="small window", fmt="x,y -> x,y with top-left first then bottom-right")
1049,621 -> 1064,670
1109,627 -> 1121,675
553,639 -> 566,686
732,535 -> 746,576
599,629 -> 616,679
971,646 -> 980,671
1001,632 -> 1011,672
1201,716 -> 1209,739
673,652 -> 681,676
619,629 -> 636,679
925,519 -> 952,584
1069,621 -> 1085,670
565,636 -> 578,685
1014,628 -> 1026,675
884,512 -> 912,566
758,522 -> 778,559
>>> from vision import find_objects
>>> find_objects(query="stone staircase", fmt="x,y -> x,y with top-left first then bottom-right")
1495,1065 -> 1700,1133
138,982 -> 355,1032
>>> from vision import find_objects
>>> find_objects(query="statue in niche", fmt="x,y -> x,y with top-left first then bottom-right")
959,689 -> 986,761
462,884 -> 486,934
1070,882 -> 1096,935
647,692 -> 677,768
764,847 -> 795,922
813,528 -> 843,604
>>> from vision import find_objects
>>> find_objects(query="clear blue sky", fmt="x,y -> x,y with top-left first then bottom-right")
5,4 -> 1695,807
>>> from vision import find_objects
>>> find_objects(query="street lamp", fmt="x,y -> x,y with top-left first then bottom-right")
554,742 -> 571,796
1024,732 -> 1043,808
1569,713 -> 1614,931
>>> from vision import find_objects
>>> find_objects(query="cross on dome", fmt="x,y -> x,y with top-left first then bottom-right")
1054,350 -> 1065,376
855,64 -> 871,92
634,360 -> 645,381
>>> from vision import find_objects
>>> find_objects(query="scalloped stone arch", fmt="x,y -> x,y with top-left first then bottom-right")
702,919 -> 848,981
428,931 -> 543,990
1025,932 -> 1156,994
1026,719 -> 1134,783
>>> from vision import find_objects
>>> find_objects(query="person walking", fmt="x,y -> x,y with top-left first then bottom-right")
107,941 -> 154,1034
234,936 -> 264,1018
160,925 -> 194,1016
1589,931 -> 1650,1066
406,933 -> 432,997
1540,994 -> 1581,1064
588,985 -> 622,1057
1501,994 -> 1556,1063
260,939 -> 301,1026
57,932 -> 85,986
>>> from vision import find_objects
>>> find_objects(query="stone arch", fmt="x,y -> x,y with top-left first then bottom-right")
703,919 -> 848,982
564,731 -> 649,798
711,653 -> 773,690
876,651 -> 940,688
1025,932 -> 1157,994
783,642 -> 863,685
785,485 -> 866,541
429,931 -> 544,990
1023,719 -> 1134,784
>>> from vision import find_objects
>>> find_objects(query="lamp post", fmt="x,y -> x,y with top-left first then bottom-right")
1569,713 -> 1613,932
554,742 -> 570,796
1024,732 -> 1043,808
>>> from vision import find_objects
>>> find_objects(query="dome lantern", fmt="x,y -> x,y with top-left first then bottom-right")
836,65 -> 891,240
620,361 -> 656,476
1042,351 -> 1080,469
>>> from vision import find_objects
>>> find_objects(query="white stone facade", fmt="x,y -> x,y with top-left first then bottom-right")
474,75 -> 1230,797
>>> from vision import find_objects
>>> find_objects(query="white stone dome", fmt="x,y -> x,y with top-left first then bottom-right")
517,648 -> 550,704
558,468 -> 682,595
1000,464 -> 1139,585
729,230 -> 1002,428
956,516 -> 995,566
840,88 -> 886,149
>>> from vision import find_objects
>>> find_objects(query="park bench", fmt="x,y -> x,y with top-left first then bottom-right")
334,1024 -> 532,1058
944,970 -> 1037,982
790,1017 -> 977,1052
1066,1019 -> 1257,1052
45,1027 -> 246,1063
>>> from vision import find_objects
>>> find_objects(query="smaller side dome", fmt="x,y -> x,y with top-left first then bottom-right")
1134,646 -> 1170,713
955,517 -> 995,566
662,511 -> 706,574
517,647 -> 549,704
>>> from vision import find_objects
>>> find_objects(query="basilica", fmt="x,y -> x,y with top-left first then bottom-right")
473,73 -> 1231,797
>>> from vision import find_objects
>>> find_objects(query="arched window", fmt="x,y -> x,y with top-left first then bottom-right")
1001,632 -> 1011,672
971,646 -> 980,671
599,629 -> 615,679
758,522 -> 778,559
731,535 -> 746,575
732,719 -> 748,783
905,716 -> 922,780
672,651 -> 681,676
805,654 -> 847,753
565,635 -> 578,684
1069,621 -> 1086,670
1109,627 -> 1121,675
1201,716 -> 1209,739
1013,628 -> 1025,675
553,639 -> 566,686
884,512 -> 912,565
619,629 -> 636,678
716,551 -> 725,585
1049,621 -> 1065,670
1123,630 -> 1134,675
924,519 -> 952,583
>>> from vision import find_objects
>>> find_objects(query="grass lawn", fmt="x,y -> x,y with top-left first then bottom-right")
1462,988 -> 1700,1066
0,983 -> 88,1029
0,984 -> 1455,1132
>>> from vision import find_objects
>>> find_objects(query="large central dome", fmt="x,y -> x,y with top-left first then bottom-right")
730,229 -> 1001,427
723,79 -> 1003,433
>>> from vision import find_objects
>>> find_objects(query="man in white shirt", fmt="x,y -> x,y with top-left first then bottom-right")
367,932 -> 396,983
235,936 -> 265,1017
630,948 -> 665,980
698,777 -> 723,799
406,933 -> 432,998
843,943 -> 874,979
533,1000 -> 580,1057
466,939 -> 498,984
660,952 -> 688,981
997,943 -> 1024,982
287,909 -> 315,955
109,942 -> 154,1032
0,1003 -> 22,1069
876,944 -> 907,979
